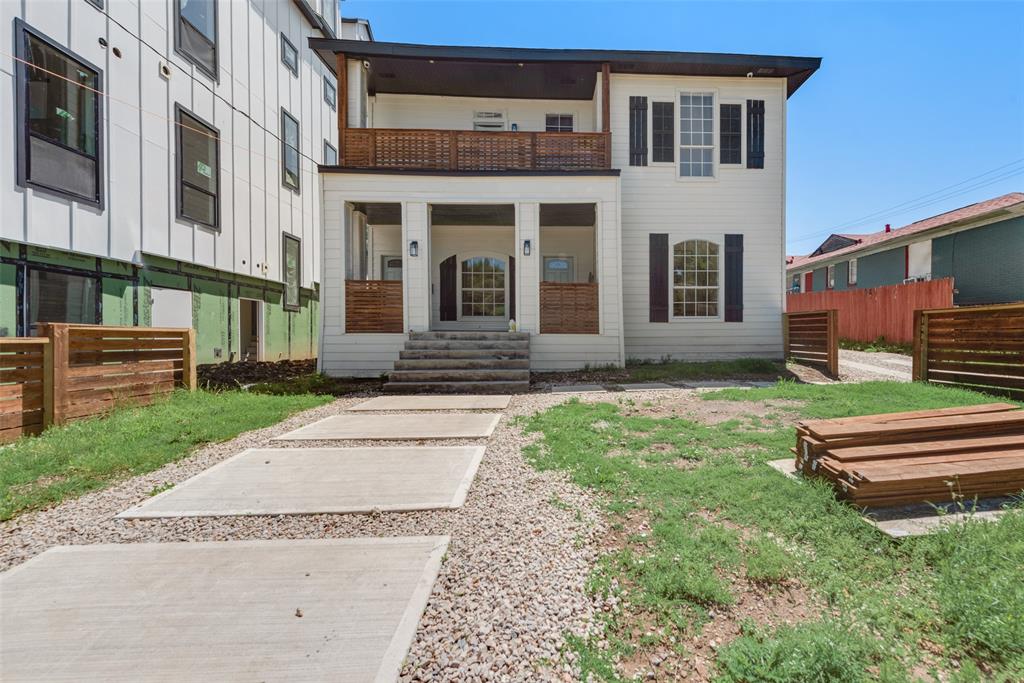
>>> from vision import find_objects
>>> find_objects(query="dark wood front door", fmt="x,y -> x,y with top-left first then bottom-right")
440,254 -> 457,321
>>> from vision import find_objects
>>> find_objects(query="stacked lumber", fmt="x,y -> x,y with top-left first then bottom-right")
794,403 -> 1024,507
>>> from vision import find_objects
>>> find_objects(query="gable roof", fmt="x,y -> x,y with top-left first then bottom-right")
787,192 -> 1024,273
309,38 -> 821,99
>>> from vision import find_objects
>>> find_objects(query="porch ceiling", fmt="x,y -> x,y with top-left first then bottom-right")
431,204 -> 515,226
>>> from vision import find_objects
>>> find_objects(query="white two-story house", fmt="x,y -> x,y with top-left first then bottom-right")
311,39 -> 820,389
1,1 -> 369,364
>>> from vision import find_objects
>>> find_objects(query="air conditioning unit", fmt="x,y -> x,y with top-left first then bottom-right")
902,275 -> 931,284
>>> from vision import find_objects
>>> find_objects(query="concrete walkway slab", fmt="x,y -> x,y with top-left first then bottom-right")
0,537 -> 448,682
274,413 -> 500,441
550,384 -> 606,393
618,382 -> 674,391
349,395 -> 511,411
117,447 -> 485,518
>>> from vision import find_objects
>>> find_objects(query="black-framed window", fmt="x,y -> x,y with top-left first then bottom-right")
281,33 -> 298,76
282,234 -> 301,311
175,0 -> 217,79
651,101 -> 674,163
720,104 -> 742,165
15,20 -> 104,208
324,75 -> 337,110
175,106 -> 219,229
323,140 -> 337,165
281,109 -> 300,192
545,114 -> 574,132
28,268 -> 100,327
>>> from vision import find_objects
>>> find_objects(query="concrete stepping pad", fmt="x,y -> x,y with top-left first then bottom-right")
274,413 -> 500,441
0,537 -> 448,682
117,447 -> 485,518
348,395 -> 511,411
550,384 -> 606,393
618,382 -> 675,391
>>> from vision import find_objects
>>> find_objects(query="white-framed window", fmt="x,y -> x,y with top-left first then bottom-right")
545,114 -> 574,132
826,264 -> 836,289
543,256 -> 575,283
460,256 -> 507,318
672,239 -> 720,318
679,92 -> 714,177
848,258 -> 858,285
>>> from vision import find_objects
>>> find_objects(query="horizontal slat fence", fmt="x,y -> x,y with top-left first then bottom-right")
787,278 -> 953,344
539,283 -> 599,334
345,280 -> 404,333
0,339 -> 51,442
913,303 -> 1024,398
783,309 -> 839,377
0,324 -> 196,443
342,129 -> 611,171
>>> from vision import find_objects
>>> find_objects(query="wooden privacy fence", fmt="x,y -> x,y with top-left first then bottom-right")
912,302 -> 1024,398
0,338 -> 51,442
787,278 -> 954,344
540,282 -> 599,334
345,280 -> 404,333
0,324 -> 196,444
783,310 -> 839,377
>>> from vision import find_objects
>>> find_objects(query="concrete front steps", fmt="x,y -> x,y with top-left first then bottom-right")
385,331 -> 531,394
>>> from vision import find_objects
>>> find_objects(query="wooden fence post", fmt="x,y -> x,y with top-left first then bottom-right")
826,309 -> 839,377
41,339 -> 54,428
182,329 -> 197,391
782,313 -> 790,360
47,324 -> 69,426
911,309 -> 929,383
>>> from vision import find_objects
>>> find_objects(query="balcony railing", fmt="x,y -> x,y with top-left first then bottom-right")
341,128 -> 611,172
345,280 -> 404,333
540,282 -> 599,334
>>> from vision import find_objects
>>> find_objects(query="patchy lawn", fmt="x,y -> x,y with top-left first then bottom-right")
534,358 -> 791,386
524,381 -> 1024,681
0,389 -> 332,520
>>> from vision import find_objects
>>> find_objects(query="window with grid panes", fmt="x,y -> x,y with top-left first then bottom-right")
672,240 -> 720,317
720,103 -> 741,164
460,257 -> 506,317
545,114 -> 574,132
679,93 -> 714,177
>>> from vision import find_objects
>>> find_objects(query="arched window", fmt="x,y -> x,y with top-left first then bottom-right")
460,256 -> 506,318
672,240 -> 720,317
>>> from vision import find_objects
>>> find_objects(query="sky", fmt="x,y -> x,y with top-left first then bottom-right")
340,0 -> 1024,254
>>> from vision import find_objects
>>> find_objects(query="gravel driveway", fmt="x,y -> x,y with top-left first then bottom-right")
839,349 -> 913,382
2,390 -> 679,681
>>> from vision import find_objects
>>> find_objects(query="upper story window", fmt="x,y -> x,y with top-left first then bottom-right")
176,0 -> 217,79
323,140 -> 337,165
320,0 -> 338,33
545,114 -> 574,132
281,109 -> 300,192
324,76 -> 337,110
16,20 -> 103,207
679,92 -> 714,177
672,239 -> 720,317
175,106 -> 219,229
848,258 -> 858,285
720,103 -> 741,165
651,101 -> 674,163
280,34 -> 298,76
826,264 -> 836,289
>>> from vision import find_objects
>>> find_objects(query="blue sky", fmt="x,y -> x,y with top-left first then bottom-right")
340,0 -> 1024,254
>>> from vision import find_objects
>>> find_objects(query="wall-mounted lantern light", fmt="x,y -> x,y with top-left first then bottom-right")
522,239 -> 531,256
408,240 -> 419,257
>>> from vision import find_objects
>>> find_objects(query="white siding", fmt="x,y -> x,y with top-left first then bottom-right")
370,93 -> 597,132
319,173 -> 623,375
1,0 -> 344,290
612,74 -> 788,360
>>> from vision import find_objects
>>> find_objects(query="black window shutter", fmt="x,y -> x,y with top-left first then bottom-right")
746,100 -> 765,169
724,234 -> 744,322
651,101 -> 674,163
649,233 -> 668,322
629,96 -> 648,166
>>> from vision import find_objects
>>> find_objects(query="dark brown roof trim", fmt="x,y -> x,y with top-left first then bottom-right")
318,166 -> 622,177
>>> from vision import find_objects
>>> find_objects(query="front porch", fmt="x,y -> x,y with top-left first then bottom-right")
319,172 -> 623,377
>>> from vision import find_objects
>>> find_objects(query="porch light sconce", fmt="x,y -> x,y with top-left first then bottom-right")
409,240 -> 419,257
522,239 -> 531,256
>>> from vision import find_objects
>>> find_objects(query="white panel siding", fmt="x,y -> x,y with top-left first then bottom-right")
1,0 -> 339,292
371,93 -> 597,132
612,74 -> 788,360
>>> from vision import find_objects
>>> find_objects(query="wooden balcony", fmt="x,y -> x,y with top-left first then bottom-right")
341,128 -> 612,172
540,282 -> 599,334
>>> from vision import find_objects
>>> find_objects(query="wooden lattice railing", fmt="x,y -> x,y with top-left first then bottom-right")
345,280 -> 404,333
540,282 -> 599,334
342,129 -> 611,171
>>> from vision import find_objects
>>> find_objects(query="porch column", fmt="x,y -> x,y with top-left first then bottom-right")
514,202 -> 540,333
404,202 -> 430,332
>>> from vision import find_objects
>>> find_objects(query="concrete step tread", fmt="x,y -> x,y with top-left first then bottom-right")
405,340 -> 530,351
399,349 -> 530,360
394,359 -> 530,370
383,380 -> 530,394
409,331 -> 530,341
389,369 -> 530,382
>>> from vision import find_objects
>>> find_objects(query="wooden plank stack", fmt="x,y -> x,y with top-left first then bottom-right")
794,403 -> 1024,507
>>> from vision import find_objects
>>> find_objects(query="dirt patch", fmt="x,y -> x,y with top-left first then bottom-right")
617,394 -> 803,428
198,359 -> 316,389
601,507 -> 653,554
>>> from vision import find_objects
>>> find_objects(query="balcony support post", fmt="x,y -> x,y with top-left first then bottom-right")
601,63 -> 611,133
337,52 -> 347,165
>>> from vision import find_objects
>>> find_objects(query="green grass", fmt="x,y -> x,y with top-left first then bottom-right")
839,337 -> 914,355
523,381 -> 1024,681
626,357 -> 784,382
0,389 -> 332,520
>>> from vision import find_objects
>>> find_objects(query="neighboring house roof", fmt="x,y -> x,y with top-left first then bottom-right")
309,38 -> 821,99
787,192 -> 1024,273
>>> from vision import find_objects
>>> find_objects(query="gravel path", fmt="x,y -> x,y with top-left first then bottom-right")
2,390 -> 672,681
839,349 -> 913,382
